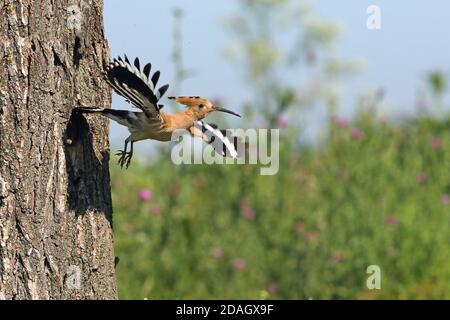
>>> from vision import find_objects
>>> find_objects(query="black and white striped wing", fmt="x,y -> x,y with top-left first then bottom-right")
195,121 -> 243,159
105,55 -> 169,118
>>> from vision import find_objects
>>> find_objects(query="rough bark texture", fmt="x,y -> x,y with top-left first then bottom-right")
0,0 -> 116,299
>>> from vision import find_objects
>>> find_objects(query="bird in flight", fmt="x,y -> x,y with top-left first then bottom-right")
76,55 -> 242,168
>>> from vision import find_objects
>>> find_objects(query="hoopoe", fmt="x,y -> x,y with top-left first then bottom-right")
76,55 -> 242,168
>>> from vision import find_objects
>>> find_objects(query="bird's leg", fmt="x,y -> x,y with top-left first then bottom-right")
116,139 -> 134,169
116,139 -> 129,169
125,142 -> 134,169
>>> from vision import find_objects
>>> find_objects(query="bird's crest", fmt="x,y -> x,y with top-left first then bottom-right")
168,96 -> 211,107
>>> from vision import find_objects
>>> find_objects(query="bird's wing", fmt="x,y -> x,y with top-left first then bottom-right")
168,96 -> 209,107
192,121 -> 244,158
105,55 -> 169,118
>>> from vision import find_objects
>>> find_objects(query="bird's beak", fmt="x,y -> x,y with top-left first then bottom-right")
213,106 -> 241,118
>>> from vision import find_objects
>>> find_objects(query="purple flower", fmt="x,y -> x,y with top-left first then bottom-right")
330,252 -> 345,265
266,282 -> 279,294
240,201 -> 255,220
232,258 -> 246,271
335,117 -> 349,129
385,215 -> 399,227
148,205 -> 160,216
430,137 -> 442,150
276,116 -> 289,128
441,194 -> 450,205
211,247 -> 224,259
138,188 -> 153,202
350,128 -> 365,141
415,172 -> 428,185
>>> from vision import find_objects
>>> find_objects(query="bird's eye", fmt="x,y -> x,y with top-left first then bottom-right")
198,104 -> 204,108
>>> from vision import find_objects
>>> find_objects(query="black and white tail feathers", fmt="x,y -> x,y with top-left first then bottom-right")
105,55 -> 169,118
75,107 -> 143,128
195,121 -> 245,159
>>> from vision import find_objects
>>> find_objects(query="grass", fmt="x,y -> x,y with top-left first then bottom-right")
111,112 -> 450,299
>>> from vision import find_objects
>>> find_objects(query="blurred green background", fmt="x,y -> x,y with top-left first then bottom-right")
107,1 -> 450,299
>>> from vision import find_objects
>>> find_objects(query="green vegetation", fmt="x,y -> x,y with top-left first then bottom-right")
112,112 -> 450,299
111,0 -> 449,299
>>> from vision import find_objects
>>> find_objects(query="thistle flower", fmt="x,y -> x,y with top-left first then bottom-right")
350,128 -> 365,141
276,116 -> 289,128
415,172 -> 428,185
240,201 -> 255,220
211,247 -> 224,259
148,205 -> 160,216
430,137 -> 442,150
330,252 -> 345,265
232,258 -> 246,271
385,215 -> 399,227
266,282 -> 279,295
336,117 -> 349,128
138,188 -> 153,202
441,194 -> 450,205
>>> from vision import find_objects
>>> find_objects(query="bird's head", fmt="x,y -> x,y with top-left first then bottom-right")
168,96 -> 241,120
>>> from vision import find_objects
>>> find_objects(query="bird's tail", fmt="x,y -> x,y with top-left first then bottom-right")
75,107 -> 107,114
74,107 -> 139,128
75,107 -> 130,119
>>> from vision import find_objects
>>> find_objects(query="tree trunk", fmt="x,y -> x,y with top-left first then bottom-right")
0,0 -> 116,299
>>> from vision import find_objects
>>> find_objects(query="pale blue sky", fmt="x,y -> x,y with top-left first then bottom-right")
104,1 -> 450,153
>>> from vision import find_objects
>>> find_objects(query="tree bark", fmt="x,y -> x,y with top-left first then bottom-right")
0,0 -> 116,299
